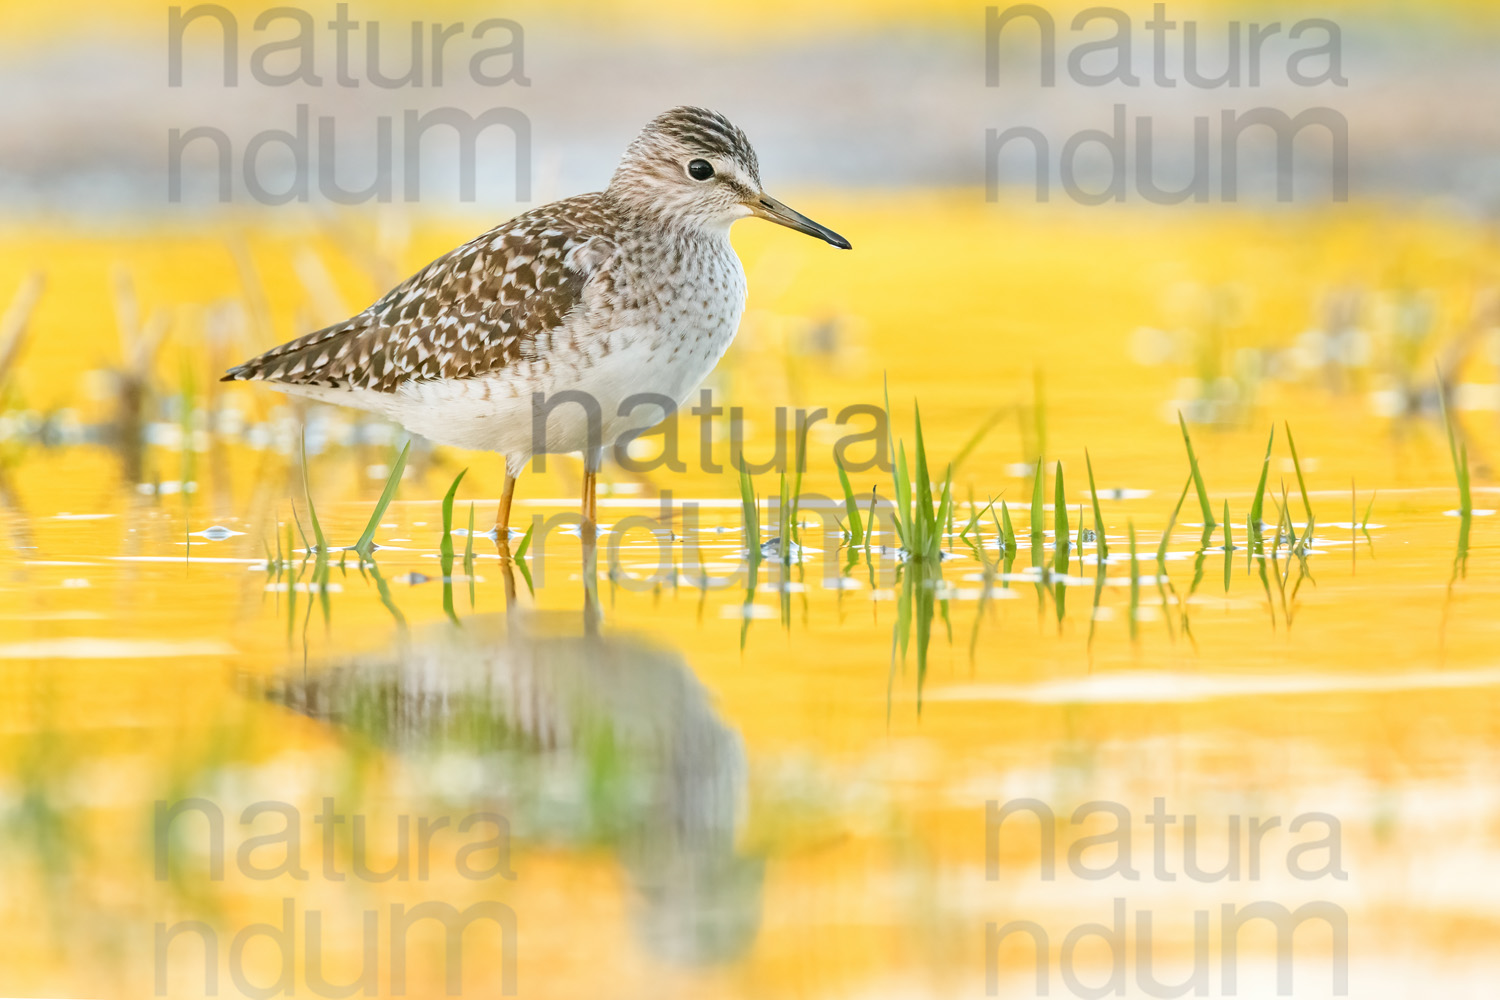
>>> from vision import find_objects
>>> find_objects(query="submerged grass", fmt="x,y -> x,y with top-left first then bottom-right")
1087,555 -> 1107,651
1155,476 -> 1191,641
513,523 -> 535,595
254,383 -> 1399,668
299,437 -> 330,630
872,388 -> 1006,713
895,405 -> 954,694
367,559 -> 407,631
1437,378 -> 1473,582
439,469 -> 467,625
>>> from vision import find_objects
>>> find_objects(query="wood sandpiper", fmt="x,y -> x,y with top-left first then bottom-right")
224,106 -> 850,543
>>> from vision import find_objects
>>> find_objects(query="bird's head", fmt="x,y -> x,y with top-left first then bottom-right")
607,106 -> 851,250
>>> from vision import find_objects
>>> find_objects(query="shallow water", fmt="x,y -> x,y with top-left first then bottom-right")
2,202 -> 1500,997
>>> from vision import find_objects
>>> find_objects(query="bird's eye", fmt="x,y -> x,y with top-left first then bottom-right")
687,159 -> 715,181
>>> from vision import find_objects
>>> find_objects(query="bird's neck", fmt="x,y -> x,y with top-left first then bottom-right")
600,189 -> 734,255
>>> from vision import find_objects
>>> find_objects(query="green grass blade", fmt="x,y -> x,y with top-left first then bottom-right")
1029,459 -> 1045,566
299,436 -> 331,627
882,375 -> 908,546
515,545 -> 535,596
1177,412 -> 1215,527
300,434 -> 327,554
935,466 -> 954,559
738,457 -> 762,650
1248,424 -> 1274,569
513,523 -> 534,561
790,418 -> 808,550
836,461 -> 864,546
958,488 -> 980,545
1436,376 -> 1472,514
962,495 -> 999,564
1053,461 -> 1069,559
1053,463 -> 1069,626
291,506 -> 310,556
1249,425 -> 1274,525
1222,500 -> 1233,593
354,441 -> 412,558
439,469 -> 467,562
738,457 -> 760,553
1084,448 -> 1109,562
1283,421 -> 1314,524
912,400 -> 933,551
893,443 -> 911,549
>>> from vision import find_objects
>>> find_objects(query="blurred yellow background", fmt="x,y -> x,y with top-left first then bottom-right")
1,1 -> 1498,997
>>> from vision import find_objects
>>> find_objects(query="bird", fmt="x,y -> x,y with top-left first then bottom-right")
222,106 -> 851,545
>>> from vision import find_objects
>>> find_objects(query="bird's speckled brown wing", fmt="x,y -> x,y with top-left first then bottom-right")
223,193 -> 617,392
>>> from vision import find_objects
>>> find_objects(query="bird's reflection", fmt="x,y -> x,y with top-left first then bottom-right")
259,609 -> 763,965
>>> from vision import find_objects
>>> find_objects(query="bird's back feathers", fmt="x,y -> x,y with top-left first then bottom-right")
222,193 -> 618,392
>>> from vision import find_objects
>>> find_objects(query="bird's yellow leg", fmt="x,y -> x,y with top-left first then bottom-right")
581,469 -> 597,541
580,466 -> 600,616
495,471 -> 517,552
